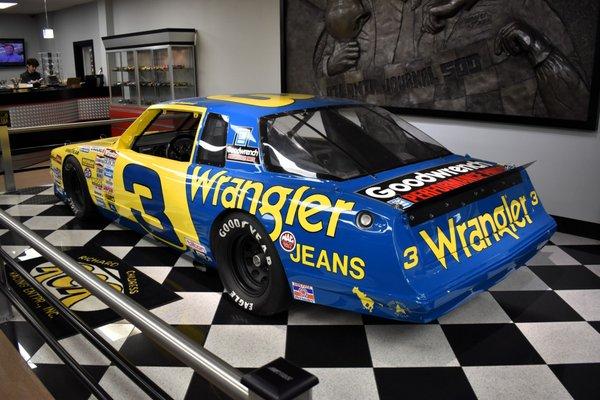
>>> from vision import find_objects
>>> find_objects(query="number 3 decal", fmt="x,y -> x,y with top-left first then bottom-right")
123,164 -> 183,248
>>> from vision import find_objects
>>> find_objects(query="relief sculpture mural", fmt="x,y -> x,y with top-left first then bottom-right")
282,0 -> 600,129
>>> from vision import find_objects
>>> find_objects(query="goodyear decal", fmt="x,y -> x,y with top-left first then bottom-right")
187,166 -> 355,240
403,192 -> 540,269
290,243 -> 365,280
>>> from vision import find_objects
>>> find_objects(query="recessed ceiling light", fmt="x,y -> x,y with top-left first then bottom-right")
0,3 -> 18,10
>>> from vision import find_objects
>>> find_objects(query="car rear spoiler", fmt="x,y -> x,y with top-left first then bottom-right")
405,162 -> 535,226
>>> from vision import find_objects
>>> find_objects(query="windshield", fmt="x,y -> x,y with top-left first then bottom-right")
261,105 -> 451,180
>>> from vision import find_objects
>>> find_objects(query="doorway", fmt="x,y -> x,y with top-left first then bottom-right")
73,40 -> 95,79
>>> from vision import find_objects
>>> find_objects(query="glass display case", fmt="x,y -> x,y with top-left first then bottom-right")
107,44 -> 196,106
39,52 -> 62,86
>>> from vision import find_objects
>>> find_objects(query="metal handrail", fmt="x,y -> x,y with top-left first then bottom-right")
7,117 -> 137,134
0,247 -> 173,400
1,117 -> 136,193
0,209 -> 250,400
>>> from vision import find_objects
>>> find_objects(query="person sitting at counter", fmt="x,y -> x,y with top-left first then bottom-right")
20,58 -> 42,84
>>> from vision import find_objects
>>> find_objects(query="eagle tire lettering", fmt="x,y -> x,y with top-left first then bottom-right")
228,289 -> 254,311
214,212 -> 291,316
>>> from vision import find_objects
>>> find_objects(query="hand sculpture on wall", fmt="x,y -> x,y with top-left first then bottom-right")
495,20 -> 589,120
422,0 -> 480,33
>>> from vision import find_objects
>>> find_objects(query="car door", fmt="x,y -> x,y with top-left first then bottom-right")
110,104 -> 207,250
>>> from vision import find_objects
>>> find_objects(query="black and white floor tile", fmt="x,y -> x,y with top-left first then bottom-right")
1,186 -> 600,400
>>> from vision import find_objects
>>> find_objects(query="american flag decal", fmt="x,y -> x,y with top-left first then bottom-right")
292,282 -> 315,303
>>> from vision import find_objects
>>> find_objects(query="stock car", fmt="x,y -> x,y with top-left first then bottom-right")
49,94 -> 556,322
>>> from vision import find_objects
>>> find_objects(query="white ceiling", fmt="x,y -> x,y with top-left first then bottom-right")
0,0 -> 95,14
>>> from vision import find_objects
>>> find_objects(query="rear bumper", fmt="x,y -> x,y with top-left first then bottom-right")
371,217 -> 556,323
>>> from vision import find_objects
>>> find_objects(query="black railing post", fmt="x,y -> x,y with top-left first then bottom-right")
0,257 -> 13,323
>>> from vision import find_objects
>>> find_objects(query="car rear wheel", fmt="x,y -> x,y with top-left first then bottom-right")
63,157 -> 97,219
213,212 -> 291,315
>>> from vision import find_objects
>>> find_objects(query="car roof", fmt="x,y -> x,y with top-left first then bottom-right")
164,93 -> 360,119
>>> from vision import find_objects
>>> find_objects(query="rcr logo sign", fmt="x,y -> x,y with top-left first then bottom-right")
31,262 -> 124,312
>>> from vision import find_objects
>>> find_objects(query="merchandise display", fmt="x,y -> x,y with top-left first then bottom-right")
39,52 -> 62,86
49,93 -> 556,322
106,45 -> 196,106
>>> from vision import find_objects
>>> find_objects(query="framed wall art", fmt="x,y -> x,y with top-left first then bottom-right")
281,0 -> 600,130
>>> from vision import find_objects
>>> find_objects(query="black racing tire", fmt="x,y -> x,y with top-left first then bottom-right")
213,212 -> 291,316
62,156 -> 98,219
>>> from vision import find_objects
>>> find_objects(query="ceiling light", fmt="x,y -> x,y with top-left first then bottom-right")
0,3 -> 18,10
42,0 -> 53,39
42,28 -> 54,39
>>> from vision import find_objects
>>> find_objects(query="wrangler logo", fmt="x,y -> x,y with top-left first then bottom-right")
411,193 -> 538,269
188,166 -> 355,240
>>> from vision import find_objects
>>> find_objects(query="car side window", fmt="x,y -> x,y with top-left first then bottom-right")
197,113 -> 228,166
131,110 -> 201,162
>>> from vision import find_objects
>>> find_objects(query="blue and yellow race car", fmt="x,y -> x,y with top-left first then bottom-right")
50,94 -> 556,322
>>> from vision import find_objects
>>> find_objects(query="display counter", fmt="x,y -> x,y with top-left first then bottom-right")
0,86 -> 109,128
0,86 -> 110,157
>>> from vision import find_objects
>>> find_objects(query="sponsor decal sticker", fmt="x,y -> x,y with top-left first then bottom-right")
292,282 -> 315,303
358,160 -> 508,206
185,237 -> 207,254
387,196 -> 414,210
226,145 -> 259,163
104,167 -> 114,179
103,148 -> 118,159
232,125 -> 254,146
279,231 -> 296,252
88,146 -> 105,153
82,158 -> 95,168
84,167 -> 92,178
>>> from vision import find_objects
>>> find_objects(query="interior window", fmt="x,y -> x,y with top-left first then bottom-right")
197,113 -> 228,166
131,110 -> 201,162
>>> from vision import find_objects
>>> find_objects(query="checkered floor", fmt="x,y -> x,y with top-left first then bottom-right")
1,186 -> 600,400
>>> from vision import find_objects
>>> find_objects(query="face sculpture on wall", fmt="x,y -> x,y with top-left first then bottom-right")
284,0 -> 600,129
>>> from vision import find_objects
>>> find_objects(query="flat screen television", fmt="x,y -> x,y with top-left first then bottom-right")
0,39 -> 26,67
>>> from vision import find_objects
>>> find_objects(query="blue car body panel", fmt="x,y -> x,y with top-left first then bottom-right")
53,95 -> 556,322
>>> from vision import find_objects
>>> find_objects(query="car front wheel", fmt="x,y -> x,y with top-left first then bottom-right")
62,157 -> 97,219
213,212 -> 291,316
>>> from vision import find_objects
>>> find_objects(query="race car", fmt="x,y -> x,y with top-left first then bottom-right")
50,94 -> 556,322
